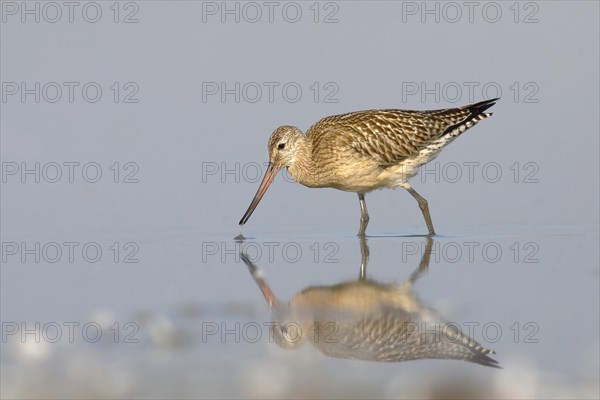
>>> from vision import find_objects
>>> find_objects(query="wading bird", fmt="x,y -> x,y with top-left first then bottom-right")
239,98 -> 498,235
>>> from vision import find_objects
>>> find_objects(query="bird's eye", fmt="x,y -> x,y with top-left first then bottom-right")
278,143 -> 285,150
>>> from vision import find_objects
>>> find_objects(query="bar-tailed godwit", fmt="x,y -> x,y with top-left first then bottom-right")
239,98 -> 499,235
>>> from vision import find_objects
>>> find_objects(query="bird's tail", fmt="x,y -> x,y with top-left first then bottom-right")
440,97 -> 499,137
465,97 -> 499,118
465,97 -> 500,121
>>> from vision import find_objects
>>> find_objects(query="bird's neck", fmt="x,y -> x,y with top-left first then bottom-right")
287,137 -> 320,187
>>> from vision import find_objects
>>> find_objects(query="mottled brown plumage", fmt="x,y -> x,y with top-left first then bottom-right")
240,98 -> 499,235
241,237 -> 500,367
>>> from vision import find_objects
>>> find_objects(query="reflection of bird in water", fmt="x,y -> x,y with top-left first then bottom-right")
241,237 -> 500,368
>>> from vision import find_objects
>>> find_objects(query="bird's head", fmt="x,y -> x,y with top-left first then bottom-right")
266,125 -> 305,169
239,250 -> 310,349
239,125 -> 305,226
269,306 -> 309,350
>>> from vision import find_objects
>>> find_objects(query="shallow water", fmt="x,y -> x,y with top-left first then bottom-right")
1,1 -> 599,398
2,226 -> 598,398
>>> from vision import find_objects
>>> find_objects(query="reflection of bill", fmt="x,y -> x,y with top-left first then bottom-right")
241,237 -> 500,368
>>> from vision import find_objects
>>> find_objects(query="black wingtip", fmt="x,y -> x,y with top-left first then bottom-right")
439,97 -> 499,137
468,97 -> 499,115
472,353 -> 502,369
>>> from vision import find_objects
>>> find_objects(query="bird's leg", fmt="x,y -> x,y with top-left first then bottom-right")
407,237 -> 433,285
398,236 -> 434,292
359,235 -> 370,280
402,184 -> 436,236
357,193 -> 370,237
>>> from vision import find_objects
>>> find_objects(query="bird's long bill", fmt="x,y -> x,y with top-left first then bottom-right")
253,272 -> 279,308
239,162 -> 281,226
240,252 -> 280,308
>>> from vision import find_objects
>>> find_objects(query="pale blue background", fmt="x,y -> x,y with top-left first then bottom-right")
1,1 -> 598,398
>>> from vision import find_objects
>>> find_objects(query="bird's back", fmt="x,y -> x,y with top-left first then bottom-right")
306,99 -> 498,168
312,309 -> 499,367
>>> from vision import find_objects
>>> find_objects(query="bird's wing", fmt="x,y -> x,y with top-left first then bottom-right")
306,99 -> 498,166
314,310 -> 500,367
